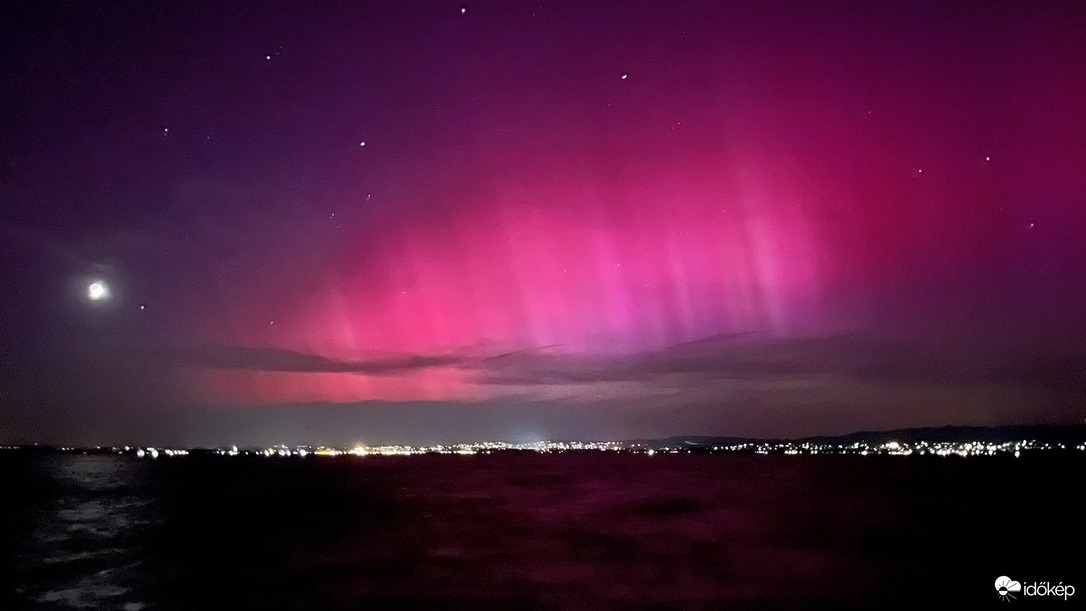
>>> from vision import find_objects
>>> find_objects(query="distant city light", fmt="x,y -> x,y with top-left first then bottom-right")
107,436 -> 1080,460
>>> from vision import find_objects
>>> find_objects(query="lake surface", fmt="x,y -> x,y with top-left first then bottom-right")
1,452 -> 1081,609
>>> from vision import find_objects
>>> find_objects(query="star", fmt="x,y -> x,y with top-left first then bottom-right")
265,55 -> 271,61
359,141 -> 366,147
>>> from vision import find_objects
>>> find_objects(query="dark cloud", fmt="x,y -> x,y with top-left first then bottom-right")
145,335 -> 1086,445
4,332 -> 1080,446
165,334 -> 1086,402
167,345 -> 469,374
477,334 -> 1086,394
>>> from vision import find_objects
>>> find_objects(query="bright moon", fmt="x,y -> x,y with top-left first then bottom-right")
87,281 -> 108,301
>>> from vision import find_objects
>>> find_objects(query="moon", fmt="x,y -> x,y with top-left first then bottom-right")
87,280 -> 109,302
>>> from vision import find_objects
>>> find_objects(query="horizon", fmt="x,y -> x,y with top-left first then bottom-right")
7,420 -> 1086,451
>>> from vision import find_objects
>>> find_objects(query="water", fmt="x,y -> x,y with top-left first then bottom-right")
2,452 -> 1081,609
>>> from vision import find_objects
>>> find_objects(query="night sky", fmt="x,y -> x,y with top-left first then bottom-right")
2,0 -> 1085,446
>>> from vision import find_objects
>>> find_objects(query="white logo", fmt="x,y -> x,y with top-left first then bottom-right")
995,576 -> 1022,602
996,576 -> 1076,602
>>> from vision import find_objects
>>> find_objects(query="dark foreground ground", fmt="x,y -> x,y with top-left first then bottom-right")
1,451 -> 1082,610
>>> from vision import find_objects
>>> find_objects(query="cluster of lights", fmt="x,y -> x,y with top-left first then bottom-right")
7,439 -> 1072,459
134,448 -> 187,458
684,439 -> 1074,457
116,440 -> 628,458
